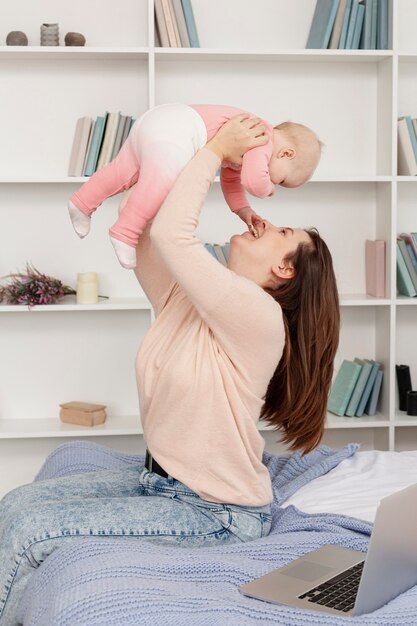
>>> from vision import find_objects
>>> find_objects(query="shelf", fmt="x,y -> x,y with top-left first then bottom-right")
0,46 -> 149,60
154,48 -> 392,63
395,413 -> 417,426
0,415 -> 143,439
396,297 -> 417,305
326,414 -> 389,429
339,294 -> 391,306
0,296 -> 151,313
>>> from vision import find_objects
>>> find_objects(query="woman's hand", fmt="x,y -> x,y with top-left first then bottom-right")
206,114 -> 268,164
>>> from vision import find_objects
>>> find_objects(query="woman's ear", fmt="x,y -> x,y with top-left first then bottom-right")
271,262 -> 295,282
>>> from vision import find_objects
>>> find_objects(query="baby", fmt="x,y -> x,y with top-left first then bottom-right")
68,103 -> 321,269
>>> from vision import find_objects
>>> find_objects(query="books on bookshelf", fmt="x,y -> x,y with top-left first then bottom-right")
204,242 -> 229,265
398,116 -> 417,176
155,0 -> 199,48
397,234 -> 417,297
306,0 -> 389,50
68,113 -> 134,177
328,358 -> 383,417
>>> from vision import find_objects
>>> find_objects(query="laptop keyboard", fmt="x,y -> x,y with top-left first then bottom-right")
298,561 -> 365,613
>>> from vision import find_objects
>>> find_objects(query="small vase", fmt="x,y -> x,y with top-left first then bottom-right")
64,32 -> 86,46
6,31 -> 28,46
40,23 -> 59,46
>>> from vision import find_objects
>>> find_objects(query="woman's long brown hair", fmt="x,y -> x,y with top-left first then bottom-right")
261,228 -> 340,453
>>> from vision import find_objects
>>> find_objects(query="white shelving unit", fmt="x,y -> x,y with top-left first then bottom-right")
1,0 -> 417,495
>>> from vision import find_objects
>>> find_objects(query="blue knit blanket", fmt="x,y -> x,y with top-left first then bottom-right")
18,442 -> 417,625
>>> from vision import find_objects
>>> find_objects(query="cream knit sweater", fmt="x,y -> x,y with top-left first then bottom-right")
134,148 -> 285,506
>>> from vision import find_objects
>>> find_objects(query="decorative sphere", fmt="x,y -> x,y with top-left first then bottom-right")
64,32 -> 86,46
6,31 -> 28,46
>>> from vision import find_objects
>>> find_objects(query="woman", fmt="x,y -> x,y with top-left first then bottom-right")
0,115 -> 339,624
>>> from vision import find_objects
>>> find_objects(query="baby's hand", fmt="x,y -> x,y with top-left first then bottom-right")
235,206 -> 263,238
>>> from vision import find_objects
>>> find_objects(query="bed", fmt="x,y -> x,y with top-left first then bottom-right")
17,441 -> 417,625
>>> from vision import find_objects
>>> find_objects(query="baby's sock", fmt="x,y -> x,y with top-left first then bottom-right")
68,201 -> 91,238
110,236 -> 137,270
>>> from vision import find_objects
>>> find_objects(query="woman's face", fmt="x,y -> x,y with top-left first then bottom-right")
228,221 -> 311,288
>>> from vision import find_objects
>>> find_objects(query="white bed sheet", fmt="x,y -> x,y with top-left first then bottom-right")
281,450 -> 417,523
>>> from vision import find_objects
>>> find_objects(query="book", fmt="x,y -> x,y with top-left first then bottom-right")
96,112 -> 121,170
155,0 -> 170,47
327,359 -> 362,416
399,233 -> 417,273
359,0 -> 373,49
404,116 -> 417,164
351,1 -> 365,49
306,0 -> 340,49
161,0 -> 180,46
167,0 -> 182,47
172,0 -> 191,47
329,0 -> 348,48
365,239 -> 386,297
355,360 -> 381,416
345,358 -> 372,416
338,0 -> 353,48
365,368 -> 383,416
213,244 -> 227,266
396,241 -> 417,297
180,0 -> 200,48
345,0 -> 359,49
397,117 -> 417,176
377,0 -> 389,50
121,116 -> 133,146
83,113 -> 108,177
110,114 -> 128,161
204,243 -> 217,259
370,0 -> 378,49
397,238 -> 417,291
68,116 -> 93,177
222,242 -> 230,262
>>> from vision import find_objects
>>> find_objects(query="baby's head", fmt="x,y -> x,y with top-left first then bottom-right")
269,122 -> 322,188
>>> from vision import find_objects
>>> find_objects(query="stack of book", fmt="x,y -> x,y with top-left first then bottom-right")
306,0 -> 389,50
155,0 -> 199,48
204,242 -> 230,265
398,116 -> 417,176
68,113 -> 135,177
397,233 -> 417,298
328,358 -> 383,417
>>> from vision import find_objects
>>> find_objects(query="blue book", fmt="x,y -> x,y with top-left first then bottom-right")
339,0 -> 353,48
83,113 -> 108,176
370,0 -> 378,49
345,0 -> 359,49
306,0 -> 340,49
360,0 -> 373,49
345,358 -> 371,416
397,242 -> 417,297
180,0 -> 200,48
328,359 -> 362,416
406,242 -> 417,274
204,243 -> 217,259
222,242 -> 230,262
377,0 -> 389,49
351,2 -> 365,49
365,369 -> 383,416
404,116 -> 417,163
355,360 -> 380,416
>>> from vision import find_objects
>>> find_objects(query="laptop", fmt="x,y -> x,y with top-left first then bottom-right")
240,482 -> 417,616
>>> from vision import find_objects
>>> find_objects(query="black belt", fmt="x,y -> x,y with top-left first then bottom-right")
145,449 -> 169,478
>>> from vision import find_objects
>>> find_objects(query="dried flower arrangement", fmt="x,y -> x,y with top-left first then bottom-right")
0,264 -> 76,306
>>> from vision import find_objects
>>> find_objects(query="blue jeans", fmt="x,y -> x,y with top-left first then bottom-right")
0,463 -> 271,625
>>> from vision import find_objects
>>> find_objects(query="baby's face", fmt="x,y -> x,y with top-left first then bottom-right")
268,155 -> 308,188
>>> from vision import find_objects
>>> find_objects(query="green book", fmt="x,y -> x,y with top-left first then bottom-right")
345,358 -> 372,416
397,241 -> 417,297
328,359 -> 362,416
83,113 -> 108,176
355,360 -> 380,416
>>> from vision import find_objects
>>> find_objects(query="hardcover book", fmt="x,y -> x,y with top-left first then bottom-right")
180,0 -> 200,47
345,0 -> 359,49
155,0 -> 170,47
329,0 -> 348,48
328,359 -> 362,416
397,118 -> 417,176
338,0 -> 353,48
345,358 -> 372,416
96,112 -> 121,170
83,113 -> 108,177
377,0 -> 389,49
355,360 -> 381,417
365,368 -> 383,416
351,1 -> 365,49
68,117 -> 93,177
365,239 -> 386,298
396,241 -> 417,297
397,238 -> 417,292
306,0 -> 340,49
172,0 -> 190,47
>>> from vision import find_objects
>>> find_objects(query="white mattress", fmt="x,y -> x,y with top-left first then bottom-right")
281,450 -> 417,523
